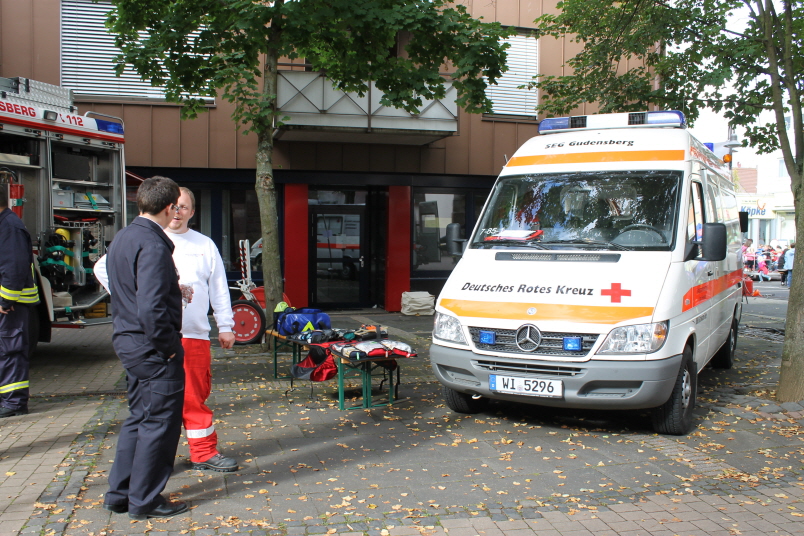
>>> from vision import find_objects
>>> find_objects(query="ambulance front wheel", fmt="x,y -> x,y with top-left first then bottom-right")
231,300 -> 266,345
442,385 -> 490,414
651,346 -> 696,435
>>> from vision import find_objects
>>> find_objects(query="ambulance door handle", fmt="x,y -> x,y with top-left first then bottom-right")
707,270 -> 714,276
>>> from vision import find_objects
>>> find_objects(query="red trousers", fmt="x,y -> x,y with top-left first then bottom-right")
182,338 -> 219,463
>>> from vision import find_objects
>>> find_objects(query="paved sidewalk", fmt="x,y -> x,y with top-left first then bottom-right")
3,302 -> 804,535
0,324 -> 123,536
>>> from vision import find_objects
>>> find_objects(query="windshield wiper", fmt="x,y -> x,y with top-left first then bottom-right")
479,239 -> 548,250
538,239 -> 631,251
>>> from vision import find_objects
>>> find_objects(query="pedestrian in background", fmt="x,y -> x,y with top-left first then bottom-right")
741,239 -> 754,271
778,246 -> 789,286
165,187 -> 238,472
784,243 -> 796,288
0,181 -> 39,418
102,176 -> 188,520
756,249 -> 771,281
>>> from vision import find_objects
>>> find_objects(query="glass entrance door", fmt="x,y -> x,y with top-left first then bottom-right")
309,206 -> 369,307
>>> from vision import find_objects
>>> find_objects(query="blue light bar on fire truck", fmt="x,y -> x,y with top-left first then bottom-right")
538,110 -> 686,135
95,119 -> 124,134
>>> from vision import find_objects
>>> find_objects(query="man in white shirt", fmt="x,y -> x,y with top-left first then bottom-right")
166,187 -> 237,472
96,187 -> 237,472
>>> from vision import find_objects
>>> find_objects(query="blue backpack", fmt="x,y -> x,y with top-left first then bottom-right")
276,307 -> 331,336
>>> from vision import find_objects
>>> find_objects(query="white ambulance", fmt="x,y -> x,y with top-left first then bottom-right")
430,110 -> 746,435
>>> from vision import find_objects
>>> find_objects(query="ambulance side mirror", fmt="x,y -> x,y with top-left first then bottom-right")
738,211 -> 749,233
700,222 -> 727,261
445,223 -> 466,256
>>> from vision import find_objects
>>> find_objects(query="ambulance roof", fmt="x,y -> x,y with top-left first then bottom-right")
502,121 -> 726,177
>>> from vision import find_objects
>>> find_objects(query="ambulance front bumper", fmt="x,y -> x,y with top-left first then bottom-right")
430,344 -> 682,410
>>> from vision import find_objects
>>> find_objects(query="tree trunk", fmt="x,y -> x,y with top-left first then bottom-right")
777,171 -> 804,402
762,0 -> 804,402
254,46 -> 284,315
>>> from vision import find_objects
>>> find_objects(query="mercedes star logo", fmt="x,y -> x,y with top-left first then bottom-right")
515,324 -> 542,352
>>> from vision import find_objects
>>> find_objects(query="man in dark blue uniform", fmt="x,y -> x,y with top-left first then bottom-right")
102,176 -> 188,520
0,184 -> 39,418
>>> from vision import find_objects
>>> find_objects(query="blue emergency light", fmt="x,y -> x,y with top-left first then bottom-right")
563,337 -> 583,351
538,110 -> 686,134
95,119 -> 124,135
479,331 -> 496,345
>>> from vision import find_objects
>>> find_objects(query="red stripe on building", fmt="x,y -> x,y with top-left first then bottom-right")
283,184 -> 309,307
385,186 -> 411,312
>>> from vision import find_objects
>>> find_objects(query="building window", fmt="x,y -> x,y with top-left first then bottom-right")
485,33 -> 539,117
61,0 -> 208,101
779,158 -> 789,178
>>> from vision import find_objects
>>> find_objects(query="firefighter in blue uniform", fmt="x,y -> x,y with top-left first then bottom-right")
0,182 -> 39,418
102,176 -> 189,520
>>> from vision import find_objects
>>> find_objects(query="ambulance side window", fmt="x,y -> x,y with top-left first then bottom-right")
703,172 -> 720,222
687,182 -> 705,257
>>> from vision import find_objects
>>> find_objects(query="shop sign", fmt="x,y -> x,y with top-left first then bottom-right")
739,197 -> 776,219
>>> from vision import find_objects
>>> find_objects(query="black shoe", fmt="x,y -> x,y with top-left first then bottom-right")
129,501 -> 188,520
192,453 -> 238,472
103,502 -> 128,514
0,406 -> 28,418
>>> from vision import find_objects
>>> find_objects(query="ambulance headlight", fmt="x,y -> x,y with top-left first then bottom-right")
433,312 -> 467,345
597,321 -> 668,354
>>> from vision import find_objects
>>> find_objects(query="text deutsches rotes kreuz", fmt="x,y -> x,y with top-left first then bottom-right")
460,282 -> 594,296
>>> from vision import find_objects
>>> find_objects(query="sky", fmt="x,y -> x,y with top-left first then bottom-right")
688,108 -> 760,169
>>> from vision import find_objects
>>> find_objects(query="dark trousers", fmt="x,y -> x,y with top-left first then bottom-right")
106,353 -> 185,515
0,305 -> 30,410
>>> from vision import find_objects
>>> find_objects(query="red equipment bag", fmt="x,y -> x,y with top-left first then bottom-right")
291,345 -> 337,382
742,275 -> 754,297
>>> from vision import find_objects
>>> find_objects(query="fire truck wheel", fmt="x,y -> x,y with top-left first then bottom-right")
231,300 -> 266,345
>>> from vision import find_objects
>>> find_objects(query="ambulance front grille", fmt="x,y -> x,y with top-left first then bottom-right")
475,360 -> 584,377
468,327 -> 598,357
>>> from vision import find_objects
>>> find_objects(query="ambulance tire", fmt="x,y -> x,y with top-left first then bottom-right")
341,260 -> 356,280
711,317 -> 738,369
442,386 -> 489,414
231,300 -> 266,345
651,347 -> 697,435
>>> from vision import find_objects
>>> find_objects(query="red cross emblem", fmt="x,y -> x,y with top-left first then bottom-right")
601,283 -> 631,303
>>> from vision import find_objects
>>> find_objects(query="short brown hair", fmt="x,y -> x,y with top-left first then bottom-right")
0,172 -> 11,209
179,187 -> 196,211
137,176 -> 180,215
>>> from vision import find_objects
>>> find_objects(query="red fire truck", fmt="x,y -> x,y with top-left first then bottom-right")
0,77 -> 126,350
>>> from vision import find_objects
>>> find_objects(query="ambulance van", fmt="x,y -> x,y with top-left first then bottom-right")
430,110 -> 745,435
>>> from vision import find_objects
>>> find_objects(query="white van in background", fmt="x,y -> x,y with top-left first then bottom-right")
430,111 -> 746,435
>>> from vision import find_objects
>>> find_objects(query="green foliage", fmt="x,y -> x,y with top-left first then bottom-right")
532,0 -> 803,169
106,0 -> 513,133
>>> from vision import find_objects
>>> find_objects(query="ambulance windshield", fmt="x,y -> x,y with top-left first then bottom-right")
472,170 -> 682,251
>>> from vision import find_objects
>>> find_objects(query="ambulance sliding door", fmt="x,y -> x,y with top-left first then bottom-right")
704,170 -> 735,348
686,179 -> 713,364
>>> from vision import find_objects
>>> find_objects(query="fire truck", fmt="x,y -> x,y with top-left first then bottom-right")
0,77 -> 126,350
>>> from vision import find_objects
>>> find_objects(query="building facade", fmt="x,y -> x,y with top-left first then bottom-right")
2,0 -> 600,311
